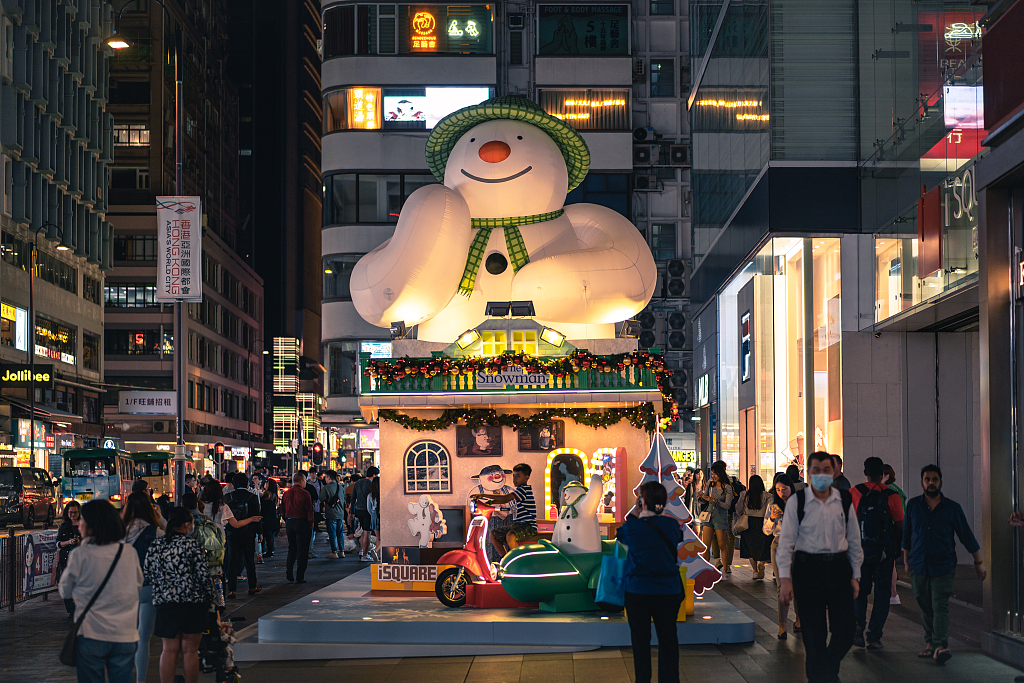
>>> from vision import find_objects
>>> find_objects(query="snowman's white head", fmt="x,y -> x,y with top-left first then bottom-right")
444,120 -> 568,218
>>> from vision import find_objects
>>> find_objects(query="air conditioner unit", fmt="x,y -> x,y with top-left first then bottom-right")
634,173 -> 659,191
507,14 -> 525,29
633,126 -> 653,142
633,145 -> 652,165
152,421 -> 168,433
665,259 -> 691,298
669,144 -> 689,166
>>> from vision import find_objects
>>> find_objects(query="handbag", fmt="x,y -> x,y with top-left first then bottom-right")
696,485 -> 714,523
733,513 -> 749,534
595,541 -> 627,608
60,544 -> 124,667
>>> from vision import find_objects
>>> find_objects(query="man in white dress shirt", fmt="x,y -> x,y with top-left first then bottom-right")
777,451 -> 863,683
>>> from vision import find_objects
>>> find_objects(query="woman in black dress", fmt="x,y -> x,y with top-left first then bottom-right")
56,501 -> 83,616
260,479 -> 280,558
734,475 -> 772,579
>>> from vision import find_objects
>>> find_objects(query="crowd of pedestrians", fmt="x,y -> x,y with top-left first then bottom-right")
49,465 -> 380,682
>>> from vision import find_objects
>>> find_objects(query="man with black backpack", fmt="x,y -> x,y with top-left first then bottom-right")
319,470 -> 346,559
850,456 -> 904,650
777,451 -> 863,683
225,472 -> 263,598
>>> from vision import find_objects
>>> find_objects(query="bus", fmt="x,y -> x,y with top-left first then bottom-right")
131,451 -> 196,499
61,449 -> 134,508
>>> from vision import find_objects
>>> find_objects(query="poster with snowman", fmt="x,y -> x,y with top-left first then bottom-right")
350,96 -> 657,342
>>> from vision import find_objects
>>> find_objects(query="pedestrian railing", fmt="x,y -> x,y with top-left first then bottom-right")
1,529 -> 59,611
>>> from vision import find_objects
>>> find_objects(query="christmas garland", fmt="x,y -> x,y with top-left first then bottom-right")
379,405 -> 664,433
364,349 -> 678,422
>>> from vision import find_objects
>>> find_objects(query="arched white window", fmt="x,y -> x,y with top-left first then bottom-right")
405,440 -> 451,494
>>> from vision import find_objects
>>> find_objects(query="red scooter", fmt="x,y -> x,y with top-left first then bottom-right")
434,499 -> 501,607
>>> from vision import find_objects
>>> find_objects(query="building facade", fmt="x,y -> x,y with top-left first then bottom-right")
103,0 -> 266,469
0,0 -> 115,469
319,0 -> 696,468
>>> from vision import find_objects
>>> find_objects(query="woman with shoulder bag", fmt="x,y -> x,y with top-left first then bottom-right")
697,462 -> 734,573
58,500 -> 144,683
123,492 -> 165,683
734,475 -> 771,579
144,507 -> 215,683
616,482 -> 684,683
260,479 -> 281,558
766,473 -> 801,639
57,501 -> 83,617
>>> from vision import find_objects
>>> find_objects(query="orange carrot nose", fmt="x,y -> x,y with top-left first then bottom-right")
478,140 -> 511,163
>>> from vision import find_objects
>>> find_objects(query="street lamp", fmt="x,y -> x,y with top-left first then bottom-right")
27,223 -> 71,470
247,338 -> 267,471
108,0 -> 187,503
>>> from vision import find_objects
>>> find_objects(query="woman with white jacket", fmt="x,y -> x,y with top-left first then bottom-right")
59,500 -> 144,683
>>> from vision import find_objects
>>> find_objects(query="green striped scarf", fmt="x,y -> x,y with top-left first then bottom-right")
458,209 -> 564,296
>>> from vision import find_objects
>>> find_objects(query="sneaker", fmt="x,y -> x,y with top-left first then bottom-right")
360,554 -> 370,562
853,628 -> 865,648
890,594 -> 901,606
866,642 -> 883,650
308,552 -> 318,559
326,552 -> 338,559
339,551 -> 346,558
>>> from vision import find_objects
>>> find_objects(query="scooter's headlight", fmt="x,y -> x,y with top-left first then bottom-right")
469,499 -> 478,514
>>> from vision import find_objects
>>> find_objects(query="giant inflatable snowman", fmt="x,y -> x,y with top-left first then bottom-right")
350,96 -> 657,342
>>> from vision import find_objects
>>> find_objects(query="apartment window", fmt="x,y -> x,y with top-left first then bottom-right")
323,4 -> 492,57
109,80 -> 150,105
114,235 -> 157,261
1,230 -> 29,269
105,329 -> 163,355
83,332 -> 101,371
651,59 -> 675,97
83,275 -> 101,305
650,0 -> 674,15
110,167 -> 150,191
328,342 -> 359,395
113,124 -> 150,146
104,284 -> 158,307
565,173 -> 630,219
538,89 -> 630,130
509,30 -> 523,64
324,255 -> 362,301
538,5 -> 628,55
323,172 -> 438,225
35,252 -> 78,294
83,395 -> 100,423
650,223 -> 676,261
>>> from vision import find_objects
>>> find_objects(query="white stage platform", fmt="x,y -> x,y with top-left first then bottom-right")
233,568 -> 754,661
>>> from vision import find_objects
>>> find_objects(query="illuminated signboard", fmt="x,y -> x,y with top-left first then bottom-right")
538,5 -> 629,56
35,316 -> 76,366
740,311 -> 751,383
347,88 -> 381,130
0,364 -> 54,389
943,85 -> 984,129
697,374 -> 709,408
360,341 -> 393,358
1,302 -> 28,352
538,89 -> 629,130
359,428 -> 380,450
383,87 -> 492,129
403,6 -> 491,54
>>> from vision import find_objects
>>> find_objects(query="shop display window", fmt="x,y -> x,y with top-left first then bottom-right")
538,89 -> 630,130
718,237 -> 843,482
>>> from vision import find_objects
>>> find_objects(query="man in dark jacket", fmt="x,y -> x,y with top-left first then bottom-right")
225,472 -> 262,598
319,471 -> 347,559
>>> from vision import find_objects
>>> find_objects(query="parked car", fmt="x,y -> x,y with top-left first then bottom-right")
0,467 -> 57,528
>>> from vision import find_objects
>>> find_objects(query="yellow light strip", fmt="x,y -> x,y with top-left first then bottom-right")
543,447 -> 590,514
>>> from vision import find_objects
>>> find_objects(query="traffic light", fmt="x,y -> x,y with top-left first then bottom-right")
214,441 -> 225,464
311,442 -> 324,466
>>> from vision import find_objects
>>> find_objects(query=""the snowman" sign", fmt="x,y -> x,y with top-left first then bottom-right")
350,96 -> 657,342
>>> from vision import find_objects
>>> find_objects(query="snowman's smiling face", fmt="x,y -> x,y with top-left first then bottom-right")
444,120 -> 568,218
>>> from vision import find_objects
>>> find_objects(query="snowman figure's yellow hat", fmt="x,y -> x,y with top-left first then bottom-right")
425,95 -> 591,191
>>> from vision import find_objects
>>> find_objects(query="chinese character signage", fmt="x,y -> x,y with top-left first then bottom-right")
118,390 -> 177,414
156,196 -> 203,302
23,530 -> 60,597
402,5 -> 492,54
410,10 -> 438,50
347,88 -> 381,130
538,5 -> 629,56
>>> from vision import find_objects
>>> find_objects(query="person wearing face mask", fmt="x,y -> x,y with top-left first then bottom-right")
776,451 -> 862,683
902,464 -> 985,666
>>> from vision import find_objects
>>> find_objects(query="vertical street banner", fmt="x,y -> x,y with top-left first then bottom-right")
23,530 -> 59,596
156,197 -> 203,302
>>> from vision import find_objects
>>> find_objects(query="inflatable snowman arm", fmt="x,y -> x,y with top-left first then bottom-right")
350,184 -> 473,327
579,473 -> 605,518
510,203 -> 657,324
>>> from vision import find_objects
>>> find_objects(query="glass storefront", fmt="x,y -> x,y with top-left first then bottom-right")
717,237 -> 843,481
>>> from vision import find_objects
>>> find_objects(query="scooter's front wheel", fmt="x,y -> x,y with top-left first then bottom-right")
435,567 -> 468,607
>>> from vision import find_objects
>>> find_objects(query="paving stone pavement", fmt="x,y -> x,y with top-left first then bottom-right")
2,538 -> 1023,683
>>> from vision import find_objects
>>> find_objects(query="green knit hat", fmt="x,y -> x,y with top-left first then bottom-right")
425,95 -> 591,192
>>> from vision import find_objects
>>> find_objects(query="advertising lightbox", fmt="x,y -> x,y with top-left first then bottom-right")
943,85 -> 984,129
383,88 -> 492,129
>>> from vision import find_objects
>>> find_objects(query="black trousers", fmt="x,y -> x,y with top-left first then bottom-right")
226,531 -> 257,592
286,518 -> 311,580
624,591 -> 682,683
792,551 -> 855,683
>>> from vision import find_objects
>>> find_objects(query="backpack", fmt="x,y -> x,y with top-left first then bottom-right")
854,484 -> 896,562
191,514 -> 226,567
132,524 -> 158,578
225,490 -> 259,536
795,487 -> 853,526
324,482 -> 342,509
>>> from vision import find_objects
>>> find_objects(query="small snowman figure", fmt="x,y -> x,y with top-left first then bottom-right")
351,96 -> 657,342
407,494 -> 446,548
550,473 -> 604,555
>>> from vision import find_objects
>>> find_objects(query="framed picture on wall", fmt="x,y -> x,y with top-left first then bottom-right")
517,420 -> 565,452
456,425 -> 502,456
